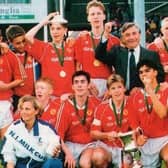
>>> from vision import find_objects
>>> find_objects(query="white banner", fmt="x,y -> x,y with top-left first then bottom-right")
0,0 -> 47,23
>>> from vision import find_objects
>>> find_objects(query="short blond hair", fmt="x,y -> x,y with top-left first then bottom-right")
86,0 -> 105,15
106,74 -> 124,89
18,95 -> 43,117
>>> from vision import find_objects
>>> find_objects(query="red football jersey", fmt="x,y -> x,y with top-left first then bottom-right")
40,99 -> 61,128
128,88 -> 168,138
75,33 -> 120,78
91,98 -> 130,147
0,50 -> 26,100
26,39 -> 76,97
56,96 -> 100,144
13,52 -> 34,96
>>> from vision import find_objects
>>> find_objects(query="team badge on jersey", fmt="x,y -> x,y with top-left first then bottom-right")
123,109 -> 128,116
87,109 -> 92,116
93,59 -> 101,67
50,109 -> 56,115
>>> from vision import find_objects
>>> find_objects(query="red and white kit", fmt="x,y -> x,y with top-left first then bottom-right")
56,96 -> 100,144
26,39 -> 76,97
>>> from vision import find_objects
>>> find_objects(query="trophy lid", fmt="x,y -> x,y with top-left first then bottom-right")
49,14 -> 68,24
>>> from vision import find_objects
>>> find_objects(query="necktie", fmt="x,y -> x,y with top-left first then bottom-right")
126,49 -> 136,91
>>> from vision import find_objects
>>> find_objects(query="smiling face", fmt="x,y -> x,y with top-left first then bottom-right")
20,101 -> 38,123
121,25 -> 141,49
108,82 -> 126,102
49,23 -> 67,43
11,35 -> 26,53
18,96 -> 41,129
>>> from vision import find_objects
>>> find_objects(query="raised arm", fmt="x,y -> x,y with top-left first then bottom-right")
143,78 -> 167,119
0,80 -> 24,91
95,22 -> 117,66
0,49 -> 26,91
25,12 -> 56,44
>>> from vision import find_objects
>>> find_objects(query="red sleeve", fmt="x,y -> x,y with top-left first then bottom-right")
25,39 -> 47,62
91,104 -> 104,131
74,35 -> 84,63
91,96 -> 101,106
8,50 -> 26,80
127,95 -> 139,129
147,42 -> 159,53
56,101 -> 71,140
159,87 -> 168,106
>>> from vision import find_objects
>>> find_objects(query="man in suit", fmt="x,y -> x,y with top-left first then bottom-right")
95,22 -> 164,93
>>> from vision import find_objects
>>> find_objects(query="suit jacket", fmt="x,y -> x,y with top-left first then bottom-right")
95,41 -> 164,90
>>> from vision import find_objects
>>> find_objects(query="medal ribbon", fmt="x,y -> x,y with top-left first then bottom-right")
162,39 -> 168,53
52,42 -> 65,66
14,50 -> 28,68
23,51 -> 28,67
111,99 -> 125,127
144,84 -> 160,113
90,31 -> 103,51
72,97 -> 88,125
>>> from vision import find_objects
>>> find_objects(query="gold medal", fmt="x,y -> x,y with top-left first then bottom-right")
93,59 -> 101,67
60,70 -> 66,77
